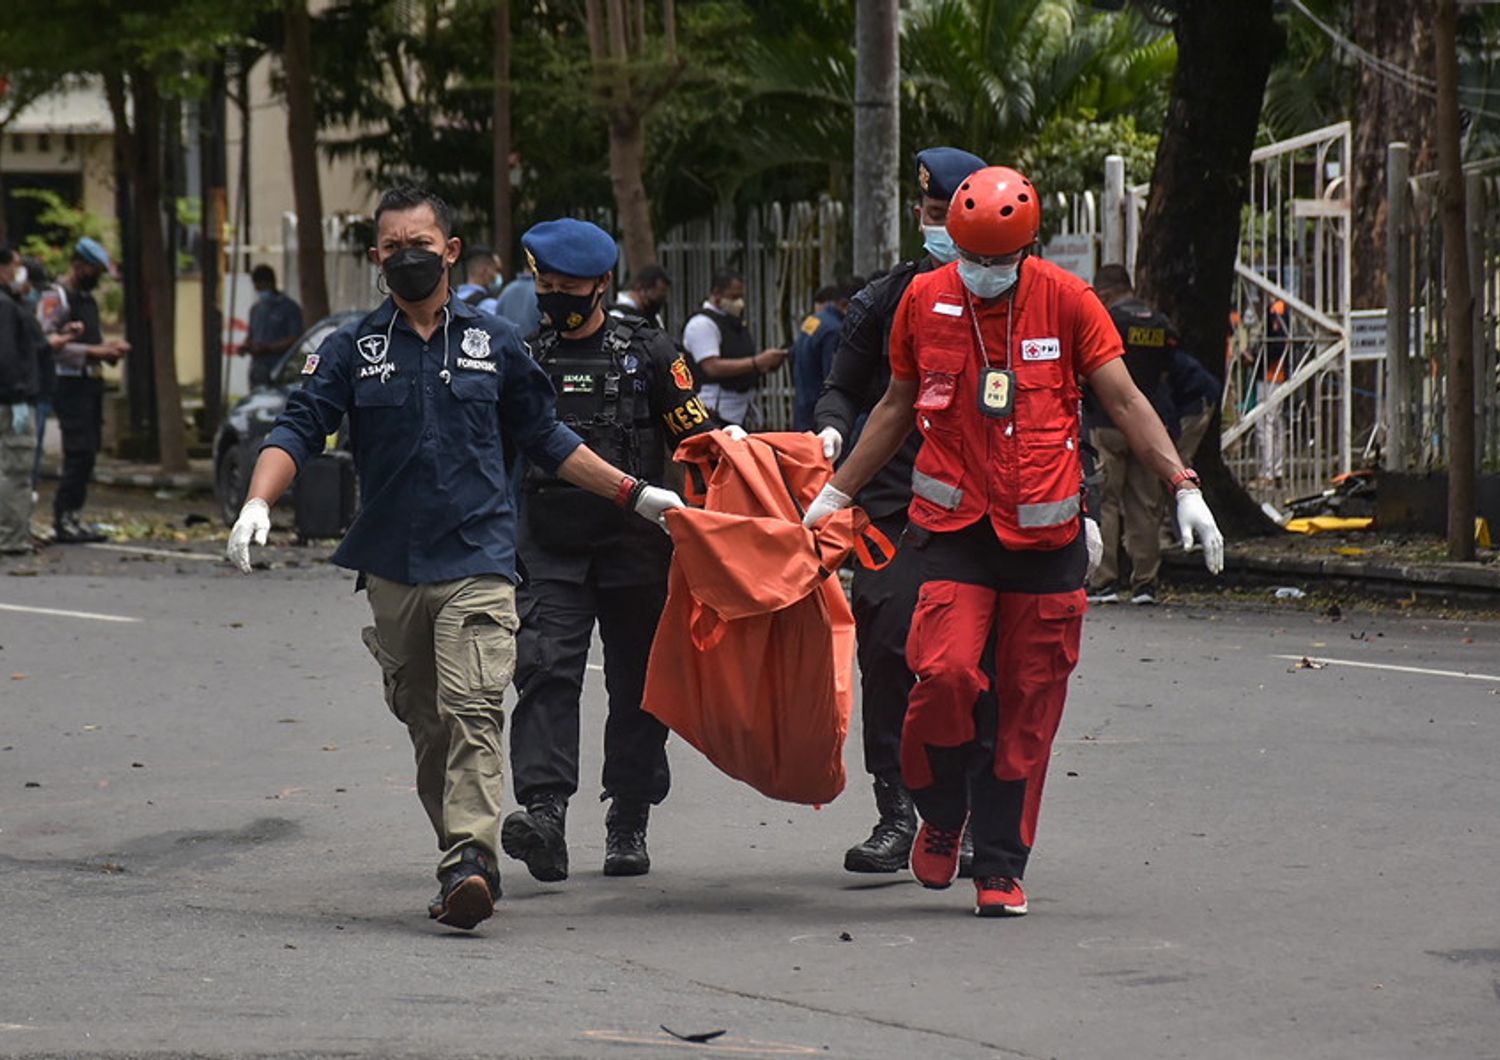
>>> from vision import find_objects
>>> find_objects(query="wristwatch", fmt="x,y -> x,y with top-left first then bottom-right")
1170,468 -> 1202,493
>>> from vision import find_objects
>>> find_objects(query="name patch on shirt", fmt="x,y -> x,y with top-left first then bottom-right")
457,357 -> 497,373
359,362 -> 397,381
931,300 -> 964,318
1020,338 -> 1061,362
560,373 -> 595,393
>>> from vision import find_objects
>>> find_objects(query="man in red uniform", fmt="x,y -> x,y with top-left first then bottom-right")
803,167 -> 1224,917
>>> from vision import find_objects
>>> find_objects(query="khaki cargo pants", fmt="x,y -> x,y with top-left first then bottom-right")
1090,425 -> 1167,593
362,573 -> 518,873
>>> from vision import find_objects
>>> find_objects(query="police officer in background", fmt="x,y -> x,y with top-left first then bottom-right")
791,281 -> 858,433
1084,264 -> 1178,606
814,147 -> 987,875
503,220 -> 717,883
38,238 -> 129,544
226,189 -> 684,931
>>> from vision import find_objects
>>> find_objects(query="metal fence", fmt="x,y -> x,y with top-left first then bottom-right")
658,199 -> 846,430
1392,159 -> 1500,473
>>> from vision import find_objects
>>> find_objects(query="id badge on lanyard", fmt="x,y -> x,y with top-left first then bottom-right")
969,296 -> 1015,419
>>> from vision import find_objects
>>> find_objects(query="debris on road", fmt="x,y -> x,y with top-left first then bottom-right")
1290,657 -> 1327,671
660,1025 -> 727,1044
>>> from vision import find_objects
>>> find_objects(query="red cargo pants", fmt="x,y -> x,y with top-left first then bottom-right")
901,519 -> 1087,879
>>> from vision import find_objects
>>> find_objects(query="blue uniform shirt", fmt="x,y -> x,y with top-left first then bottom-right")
263,294 -> 582,585
248,291 -> 304,347
791,304 -> 844,432
494,273 -> 541,339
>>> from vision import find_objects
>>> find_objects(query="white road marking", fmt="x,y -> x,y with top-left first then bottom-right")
1273,654 -> 1500,683
84,542 -> 222,562
0,602 -> 141,624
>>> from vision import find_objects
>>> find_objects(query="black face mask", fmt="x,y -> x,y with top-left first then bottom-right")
383,247 -> 447,303
537,288 -> 601,332
78,270 -> 102,292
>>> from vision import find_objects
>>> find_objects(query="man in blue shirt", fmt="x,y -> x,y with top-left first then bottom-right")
494,265 -> 540,339
225,186 -> 684,931
245,266 -> 304,388
791,281 -> 857,432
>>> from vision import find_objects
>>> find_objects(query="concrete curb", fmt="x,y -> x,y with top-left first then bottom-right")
91,467 -> 214,491
1163,545 -> 1500,604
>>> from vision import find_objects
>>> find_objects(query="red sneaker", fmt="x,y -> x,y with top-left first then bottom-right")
973,876 -> 1028,917
910,822 -> 964,889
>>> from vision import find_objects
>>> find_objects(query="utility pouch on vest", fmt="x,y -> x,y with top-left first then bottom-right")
915,372 -> 957,411
977,367 -> 1015,419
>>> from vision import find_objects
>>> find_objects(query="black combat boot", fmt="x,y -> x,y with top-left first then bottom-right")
843,777 -> 917,873
602,798 -> 651,877
500,793 -> 569,882
433,846 -> 501,930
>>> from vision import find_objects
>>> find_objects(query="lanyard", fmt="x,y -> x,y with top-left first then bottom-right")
966,291 -> 1015,371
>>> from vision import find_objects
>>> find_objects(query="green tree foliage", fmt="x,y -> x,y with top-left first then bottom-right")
902,0 -> 1173,172
301,0 -> 1172,241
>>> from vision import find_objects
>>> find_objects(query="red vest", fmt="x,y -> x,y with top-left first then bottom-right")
902,258 -> 1092,551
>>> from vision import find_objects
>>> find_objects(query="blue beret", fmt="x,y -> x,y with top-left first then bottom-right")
916,147 -> 988,201
521,218 -> 618,279
75,236 -> 113,271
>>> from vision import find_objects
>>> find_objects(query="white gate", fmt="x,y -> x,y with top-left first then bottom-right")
1223,123 -> 1354,504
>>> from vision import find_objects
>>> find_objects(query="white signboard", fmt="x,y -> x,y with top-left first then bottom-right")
1043,234 -> 1096,285
1349,308 -> 1386,362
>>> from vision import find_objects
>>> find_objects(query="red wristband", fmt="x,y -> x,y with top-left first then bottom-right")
1170,468 -> 1201,493
613,475 -> 638,507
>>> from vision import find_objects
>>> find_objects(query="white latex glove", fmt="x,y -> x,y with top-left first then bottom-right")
227,498 -> 270,574
1084,516 -> 1102,581
633,485 -> 686,532
816,426 -> 843,462
1176,488 -> 1225,574
802,482 -> 851,529
722,424 -> 748,442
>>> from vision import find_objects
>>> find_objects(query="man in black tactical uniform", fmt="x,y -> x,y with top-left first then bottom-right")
1084,264 -> 1179,606
814,146 -> 987,875
504,219 -> 715,881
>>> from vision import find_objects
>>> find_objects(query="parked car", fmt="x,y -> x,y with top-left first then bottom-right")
213,311 -> 363,525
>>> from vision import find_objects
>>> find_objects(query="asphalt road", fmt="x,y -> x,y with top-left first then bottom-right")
2,537 -> 1499,1059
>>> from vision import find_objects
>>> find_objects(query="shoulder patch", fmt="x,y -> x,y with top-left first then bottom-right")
670,356 -> 694,391
302,353 -> 320,375
800,314 -> 822,336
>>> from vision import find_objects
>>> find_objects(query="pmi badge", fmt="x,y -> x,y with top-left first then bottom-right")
977,367 -> 1014,419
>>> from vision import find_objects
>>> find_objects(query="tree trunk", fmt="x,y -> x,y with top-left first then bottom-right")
1135,0 -> 1283,536
200,58 -> 228,439
105,72 -> 155,441
1436,0 -> 1475,561
589,0 -> 656,272
492,0 -> 514,267
853,0 -> 901,275
283,0 -> 330,322
608,108 -> 656,272
1350,0 -> 1435,308
129,71 -> 190,472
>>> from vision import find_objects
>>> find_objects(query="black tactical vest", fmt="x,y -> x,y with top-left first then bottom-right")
692,306 -> 758,393
523,317 -> 662,549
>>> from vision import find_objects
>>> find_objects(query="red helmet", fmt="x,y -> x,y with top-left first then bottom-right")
946,166 -> 1041,257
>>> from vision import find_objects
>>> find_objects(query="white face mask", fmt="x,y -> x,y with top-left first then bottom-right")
957,260 -> 1019,299
719,296 -> 746,318
12,266 -> 28,290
